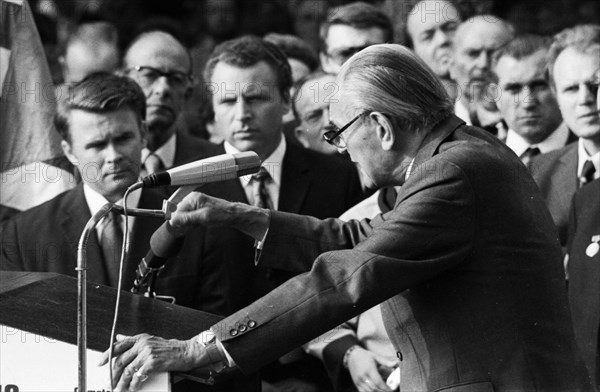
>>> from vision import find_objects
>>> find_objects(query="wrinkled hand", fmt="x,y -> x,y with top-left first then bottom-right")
98,333 -> 205,392
347,347 -> 394,392
171,192 -> 270,240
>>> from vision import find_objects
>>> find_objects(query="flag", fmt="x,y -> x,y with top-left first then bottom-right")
0,0 -> 74,220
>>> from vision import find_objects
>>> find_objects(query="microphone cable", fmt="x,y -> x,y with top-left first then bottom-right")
107,184 -> 136,392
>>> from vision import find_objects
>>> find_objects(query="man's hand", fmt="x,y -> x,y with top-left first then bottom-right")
170,192 -> 270,240
98,333 -> 208,391
347,346 -> 394,392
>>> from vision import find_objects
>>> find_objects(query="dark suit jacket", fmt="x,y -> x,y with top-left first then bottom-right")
213,115 -> 591,391
568,178 -> 600,388
200,142 -> 366,313
0,184 -> 227,315
173,132 -> 220,167
529,142 -> 579,246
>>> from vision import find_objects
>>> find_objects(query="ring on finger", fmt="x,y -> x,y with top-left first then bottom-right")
134,369 -> 149,383
125,365 -> 138,376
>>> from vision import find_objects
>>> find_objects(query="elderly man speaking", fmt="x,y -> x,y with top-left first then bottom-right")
101,44 -> 592,391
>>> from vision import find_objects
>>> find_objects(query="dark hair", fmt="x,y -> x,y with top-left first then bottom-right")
263,33 -> 319,72
547,24 -> 600,85
291,71 -> 335,122
492,34 -> 552,70
54,72 -> 146,143
203,35 -> 292,102
319,2 -> 393,52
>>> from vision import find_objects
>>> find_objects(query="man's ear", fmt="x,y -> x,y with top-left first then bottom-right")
293,127 -> 311,149
61,139 -> 77,165
370,112 -> 395,151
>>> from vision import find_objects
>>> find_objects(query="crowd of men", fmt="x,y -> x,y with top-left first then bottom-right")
1,1 -> 599,392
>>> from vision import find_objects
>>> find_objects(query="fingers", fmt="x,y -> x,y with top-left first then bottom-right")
123,365 -> 150,392
357,376 -> 391,392
97,334 -> 136,366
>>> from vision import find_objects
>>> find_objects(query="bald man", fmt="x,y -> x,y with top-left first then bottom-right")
60,22 -> 120,84
123,31 -> 218,173
450,16 -> 514,125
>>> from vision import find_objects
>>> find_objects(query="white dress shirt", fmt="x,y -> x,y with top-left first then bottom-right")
505,123 -> 570,158
577,139 -> 600,180
141,133 -> 177,171
454,100 -> 472,125
83,184 -> 141,242
224,137 -> 286,210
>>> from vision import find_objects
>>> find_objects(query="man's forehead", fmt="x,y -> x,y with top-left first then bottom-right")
325,24 -> 386,49
496,51 -> 547,80
126,35 -> 190,71
407,0 -> 460,32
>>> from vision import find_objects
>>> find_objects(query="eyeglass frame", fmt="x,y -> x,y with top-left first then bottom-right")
124,65 -> 193,88
323,112 -> 367,148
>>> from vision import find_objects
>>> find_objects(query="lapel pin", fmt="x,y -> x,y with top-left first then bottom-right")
586,235 -> 600,258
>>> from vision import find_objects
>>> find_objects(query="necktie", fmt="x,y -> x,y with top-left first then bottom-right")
100,210 -> 124,287
521,146 -> 541,166
250,167 -> 272,209
580,160 -> 596,186
144,153 -> 164,175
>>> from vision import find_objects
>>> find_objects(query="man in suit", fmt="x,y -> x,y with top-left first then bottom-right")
123,31 -> 218,174
567,178 -> 600,387
105,44 -> 591,392
493,34 -> 573,165
404,0 -> 462,99
450,16 -> 514,126
530,25 -> 600,247
0,73 -> 226,316
198,35 -> 364,391
319,2 -> 393,75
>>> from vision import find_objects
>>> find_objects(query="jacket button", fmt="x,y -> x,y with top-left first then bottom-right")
248,320 -> 257,328
239,324 -> 248,332
230,329 -> 238,336
396,351 -> 403,361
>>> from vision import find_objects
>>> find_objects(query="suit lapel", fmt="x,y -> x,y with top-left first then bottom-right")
278,144 -> 310,213
58,185 -> 111,285
558,144 -> 579,193
203,144 -> 249,203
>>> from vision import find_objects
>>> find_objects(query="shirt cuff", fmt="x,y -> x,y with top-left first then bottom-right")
204,328 -> 237,367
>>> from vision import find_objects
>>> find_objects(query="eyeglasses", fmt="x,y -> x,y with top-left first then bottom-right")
125,65 -> 192,89
326,45 -> 370,65
323,112 -> 366,148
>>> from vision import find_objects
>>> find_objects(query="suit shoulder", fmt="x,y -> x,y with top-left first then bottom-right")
3,188 -> 75,233
292,145 -> 356,171
175,133 -> 220,163
529,142 -> 578,180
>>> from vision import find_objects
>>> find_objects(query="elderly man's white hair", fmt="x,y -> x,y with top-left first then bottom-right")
337,44 -> 454,133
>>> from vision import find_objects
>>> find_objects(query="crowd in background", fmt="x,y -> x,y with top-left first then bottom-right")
1,0 -> 600,391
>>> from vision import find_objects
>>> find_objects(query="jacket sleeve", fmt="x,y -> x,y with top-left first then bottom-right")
212,161 -> 475,374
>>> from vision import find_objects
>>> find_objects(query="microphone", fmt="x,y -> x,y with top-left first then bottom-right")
141,151 -> 261,188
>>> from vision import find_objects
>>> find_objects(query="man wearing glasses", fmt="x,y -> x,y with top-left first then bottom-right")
319,2 -> 393,74
123,31 -> 218,175
104,44 -> 591,391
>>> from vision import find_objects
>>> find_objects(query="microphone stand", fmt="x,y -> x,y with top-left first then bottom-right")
76,198 -> 168,392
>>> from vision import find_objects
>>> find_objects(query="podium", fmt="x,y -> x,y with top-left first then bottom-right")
0,271 -> 255,391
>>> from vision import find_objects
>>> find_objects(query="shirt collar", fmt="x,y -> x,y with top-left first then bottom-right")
577,139 -> 600,178
454,100 -> 472,126
141,133 -> 177,170
223,136 -> 286,187
83,183 -> 142,218
505,122 -> 570,157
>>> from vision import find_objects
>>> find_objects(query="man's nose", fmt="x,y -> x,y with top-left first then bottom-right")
235,99 -> 252,121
